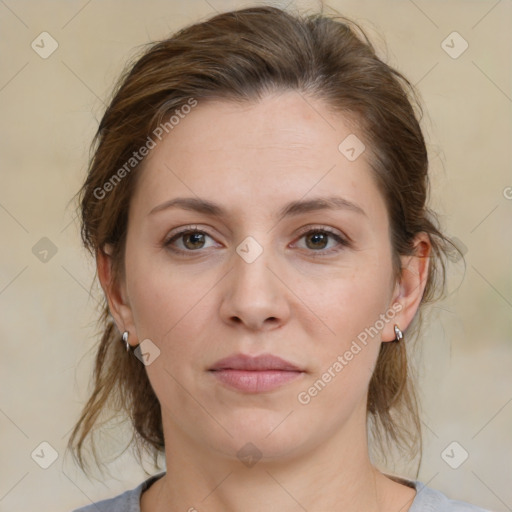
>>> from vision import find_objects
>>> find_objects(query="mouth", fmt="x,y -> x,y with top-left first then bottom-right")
208,353 -> 305,393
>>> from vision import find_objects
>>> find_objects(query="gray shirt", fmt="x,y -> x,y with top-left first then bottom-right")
71,472 -> 492,511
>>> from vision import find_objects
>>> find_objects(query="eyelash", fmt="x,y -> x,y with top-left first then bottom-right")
163,224 -> 351,257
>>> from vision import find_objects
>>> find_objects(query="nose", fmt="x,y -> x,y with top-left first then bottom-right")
219,242 -> 291,331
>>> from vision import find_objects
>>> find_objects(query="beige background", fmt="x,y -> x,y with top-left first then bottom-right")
0,0 -> 511,511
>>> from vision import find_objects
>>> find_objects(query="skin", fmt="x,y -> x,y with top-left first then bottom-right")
98,90 -> 430,512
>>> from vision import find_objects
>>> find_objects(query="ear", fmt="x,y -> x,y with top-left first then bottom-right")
382,232 -> 431,343
96,243 -> 138,348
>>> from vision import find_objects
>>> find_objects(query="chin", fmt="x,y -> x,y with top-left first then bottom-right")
204,409 -> 311,462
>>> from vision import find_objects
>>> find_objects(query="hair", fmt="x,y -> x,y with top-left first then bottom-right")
67,5 -> 462,477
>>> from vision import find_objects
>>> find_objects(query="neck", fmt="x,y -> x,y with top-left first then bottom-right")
141,407 -> 413,512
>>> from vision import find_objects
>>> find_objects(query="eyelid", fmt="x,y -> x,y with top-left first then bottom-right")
294,224 -> 345,239
165,224 -> 207,239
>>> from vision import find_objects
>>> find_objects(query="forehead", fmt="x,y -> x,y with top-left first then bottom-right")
130,91 -> 386,224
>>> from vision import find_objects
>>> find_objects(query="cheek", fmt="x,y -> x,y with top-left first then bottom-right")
294,270 -> 389,418
125,245 -> 211,341
126,259 -> 212,414
296,258 -> 392,344
125,249 -> 218,388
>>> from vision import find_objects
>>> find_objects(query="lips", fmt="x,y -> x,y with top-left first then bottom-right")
208,353 -> 304,393
209,353 -> 302,372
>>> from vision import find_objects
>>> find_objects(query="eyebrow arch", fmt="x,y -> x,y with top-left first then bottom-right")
148,195 -> 367,219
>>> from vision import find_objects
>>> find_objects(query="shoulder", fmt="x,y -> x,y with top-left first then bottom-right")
70,472 -> 166,512
410,481 -> 493,512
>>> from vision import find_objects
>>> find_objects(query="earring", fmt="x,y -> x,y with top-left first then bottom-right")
122,331 -> 130,351
393,324 -> 403,343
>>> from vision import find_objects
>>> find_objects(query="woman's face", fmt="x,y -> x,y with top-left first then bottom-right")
111,91 -> 409,461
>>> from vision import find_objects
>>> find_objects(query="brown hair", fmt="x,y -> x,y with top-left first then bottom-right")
67,5 -> 461,477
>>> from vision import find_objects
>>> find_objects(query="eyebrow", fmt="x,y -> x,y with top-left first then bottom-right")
148,195 -> 367,219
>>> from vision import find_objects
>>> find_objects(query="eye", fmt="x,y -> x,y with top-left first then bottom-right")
163,225 -> 350,256
293,226 -> 350,255
164,226 -> 217,253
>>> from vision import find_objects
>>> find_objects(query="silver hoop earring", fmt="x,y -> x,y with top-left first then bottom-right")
122,331 -> 130,351
393,324 -> 403,343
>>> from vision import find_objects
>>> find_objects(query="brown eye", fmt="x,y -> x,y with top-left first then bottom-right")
164,228 -> 216,253
294,227 -> 350,256
305,231 -> 329,250
182,231 -> 206,250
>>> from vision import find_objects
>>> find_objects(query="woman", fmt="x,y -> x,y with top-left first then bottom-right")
68,5 -> 490,512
